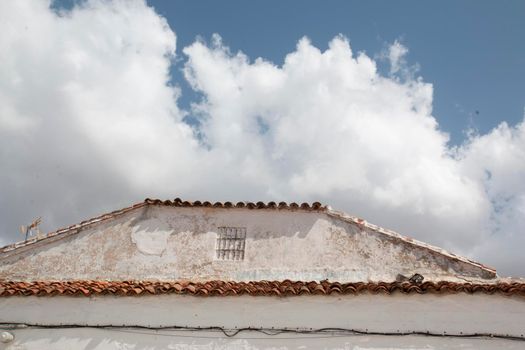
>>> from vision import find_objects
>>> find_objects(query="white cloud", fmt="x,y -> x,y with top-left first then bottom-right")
1,0 -> 524,276
183,35 -> 491,251
0,0 -> 200,238
458,121 -> 525,274
387,40 -> 408,75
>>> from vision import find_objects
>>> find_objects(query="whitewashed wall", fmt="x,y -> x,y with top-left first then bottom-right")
1,293 -> 524,350
0,206 -> 491,282
1,328 -> 523,350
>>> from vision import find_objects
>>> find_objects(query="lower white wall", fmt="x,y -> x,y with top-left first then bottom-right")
2,294 -> 525,335
1,293 -> 524,349
0,328 -> 523,350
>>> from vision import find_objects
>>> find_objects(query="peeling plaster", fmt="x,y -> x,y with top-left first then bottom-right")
0,207 -> 497,282
131,219 -> 174,256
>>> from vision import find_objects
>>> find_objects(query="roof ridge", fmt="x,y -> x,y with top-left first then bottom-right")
144,198 -> 327,210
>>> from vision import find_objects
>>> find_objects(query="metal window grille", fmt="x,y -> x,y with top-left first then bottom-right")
216,227 -> 246,260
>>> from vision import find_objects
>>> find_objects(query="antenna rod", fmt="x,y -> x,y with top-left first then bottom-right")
22,217 -> 42,241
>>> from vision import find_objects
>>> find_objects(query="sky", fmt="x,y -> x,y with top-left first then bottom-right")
153,0 -> 525,145
0,0 -> 524,276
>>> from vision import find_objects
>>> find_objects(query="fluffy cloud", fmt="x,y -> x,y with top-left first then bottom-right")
183,35 -> 491,250
0,0 -> 199,240
1,0 -> 524,276
458,122 -> 525,274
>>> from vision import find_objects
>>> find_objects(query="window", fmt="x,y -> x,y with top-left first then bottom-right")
216,227 -> 246,260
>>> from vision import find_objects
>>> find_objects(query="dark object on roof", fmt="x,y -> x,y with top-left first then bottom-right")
409,273 -> 424,284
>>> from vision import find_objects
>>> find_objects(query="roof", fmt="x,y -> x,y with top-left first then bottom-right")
0,198 -> 327,254
1,280 -> 524,297
0,198 -> 496,278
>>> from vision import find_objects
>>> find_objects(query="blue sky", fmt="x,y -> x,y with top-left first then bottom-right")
151,0 -> 525,144
52,0 -> 525,144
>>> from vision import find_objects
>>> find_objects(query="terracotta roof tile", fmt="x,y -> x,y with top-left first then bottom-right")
0,280 -> 524,297
142,198 -> 326,211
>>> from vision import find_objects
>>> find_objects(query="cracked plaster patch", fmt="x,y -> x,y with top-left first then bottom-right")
131,219 -> 174,256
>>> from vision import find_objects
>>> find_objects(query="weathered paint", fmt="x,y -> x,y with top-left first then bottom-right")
0,205 -> 521,350
1,293 -> 524,349
0,206 -> 494,282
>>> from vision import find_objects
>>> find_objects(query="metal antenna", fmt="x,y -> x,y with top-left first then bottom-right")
20,217 -> 42,241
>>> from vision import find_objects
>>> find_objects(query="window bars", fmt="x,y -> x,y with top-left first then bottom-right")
216,227 -> 246,260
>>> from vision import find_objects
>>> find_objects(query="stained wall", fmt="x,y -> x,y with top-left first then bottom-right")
0,205 -> 492,282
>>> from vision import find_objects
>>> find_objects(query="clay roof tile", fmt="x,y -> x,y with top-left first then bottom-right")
0,280 -> 517,297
